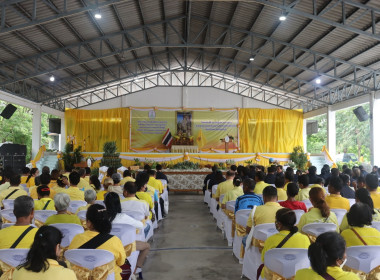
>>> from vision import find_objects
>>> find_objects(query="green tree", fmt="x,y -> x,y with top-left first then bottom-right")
307,114 -> 327,153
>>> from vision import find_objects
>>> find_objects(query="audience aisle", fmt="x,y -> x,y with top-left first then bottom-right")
143,194 -> 241,279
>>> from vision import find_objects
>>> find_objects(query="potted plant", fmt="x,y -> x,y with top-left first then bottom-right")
289,146 -> 308,171
100,141 -> 122,169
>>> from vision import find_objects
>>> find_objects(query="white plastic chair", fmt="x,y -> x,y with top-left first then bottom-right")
20,184 -> 29,194
223,200 -> 236,246
0,249 -> 29,270
34,210 -> 57,223
77,210 -> 87,222
156,190 -> 163,221
1,223 -> 15,229
264,248 -> 310,279
68,200 -> 88,213
2,199 -> 15,210
94,200 -> 105,207
242,223 -> 278,280
371,221 -> 380,231
1,209 -> 16,223
294,209 -> 305,225
123,210 -> 145,221
98,166 -> 109,183
348,199 -> 355,207
330,208 -> 347,225
209,185 -> 218,218
216,194 -> 225,229
65,249 -> 115,280
204,179 -> 211,205
51,223 -> 85,247
302,199 -> 312,210
302,223 -> 337,238
345,245 -> 380,274
233,209 -> 251,263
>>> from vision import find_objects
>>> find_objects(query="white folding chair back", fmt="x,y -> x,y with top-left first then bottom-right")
34,210 -> 57,223
51,223 -> 85,247
226,201 -> 236,212
302,223 -> 337,237
330,208 -> 347,225
233,209 -> 251,262
223,201 -> 236,246
1,209 -> 16,223
204,189 -> 211,205
210,185 -> 218,217
348,199 -> 355,207
0,249 -> 29,268
2,200 -> 15,209
302,199 -> 312,210
110,223 -> 136,246
252,223 -> 278,241
371,221 -> 380,231
65,249 -> 115,280
346,245 -> 380,274
265,248 -> 310,279
77,210 -> 87,222
20,184 -> 28,194
94,200 -> 105,207
158,179 -> 167,188
68,200 -> 87,213
98,166 -> 109,183
157,198 -> 163,221
293,209 -> 305,225
1,223 -> 15,229
123,210 -> 145,221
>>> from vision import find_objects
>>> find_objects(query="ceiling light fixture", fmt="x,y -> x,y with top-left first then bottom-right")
315,78 -> 321,84
279,13 -> 287,21
49,75 -> 55,82
249,57 -> 255,61
94,13 -> 102,19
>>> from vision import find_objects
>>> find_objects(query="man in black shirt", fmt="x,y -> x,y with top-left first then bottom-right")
339,173 -> 355,199
203,165 -> 218,194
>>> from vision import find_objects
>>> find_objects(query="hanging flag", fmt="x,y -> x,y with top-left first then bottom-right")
196,128 -> 207,149
321,145 -> 337,168
162,129 -> 173,147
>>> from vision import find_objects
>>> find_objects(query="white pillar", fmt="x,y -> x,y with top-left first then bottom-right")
32,105 -> 42,158
327,105 -> 336,158
370,92 -> 380,165
182,87 -> 188,108
303,119 -> 307,152
60,115 -> 66,151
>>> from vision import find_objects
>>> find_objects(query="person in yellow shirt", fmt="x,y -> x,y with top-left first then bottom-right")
135,173 -> 154,220
76,189 -> 97,213
53,175 -> 69,194
275,176 -> 287,201
26,168 -> 39,188
13,225 -> 77,280
253,171 -> 269,195
30,173 -> 56,200
246,186 -> 283,234
120,170 -> 135,186
48,169 -> 60,190
296,174 -> 311,201
221,176 -> 243,209
261,208 -> 310,278
34,186 -> 56,210
101,167 -> 115,184
283,171 -> 294,191
0,174 -> 28,208
325,176 -> 350,211
77,168 -> 91,191
310,176 -> 327,195
89,175 -> 101,193
84,167 -> 91,182
68,204 -> 126,280
0,169 -> 12,193
0,196 -> 38,249
341,202 -> 380,247
66,172 -> 84,201
214,171 -> 235,203
20,167 -> 30,185
147,170 -> 164,194
297,187 -> 339,233
295,232 -> 359,280
366,174 -> 380,209
97,177 -> 113,201
44,193 -> 82,226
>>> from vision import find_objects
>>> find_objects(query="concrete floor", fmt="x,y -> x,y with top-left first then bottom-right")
142,193 -> 242,279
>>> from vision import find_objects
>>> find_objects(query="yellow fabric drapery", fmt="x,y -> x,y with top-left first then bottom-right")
65,108 -> 130,152
239,108 -> 303,153
30,145 -> 46,168
69,261 -> 114,280
343,265 -> 380,280
0,260 -> 15,280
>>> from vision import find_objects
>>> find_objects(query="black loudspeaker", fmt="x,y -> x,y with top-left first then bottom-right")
0,104 -> 17,119
353,106 -> 369,122
49,118 -> 61,134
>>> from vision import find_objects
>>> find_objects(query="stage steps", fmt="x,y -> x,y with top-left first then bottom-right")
36,152 -> 59,172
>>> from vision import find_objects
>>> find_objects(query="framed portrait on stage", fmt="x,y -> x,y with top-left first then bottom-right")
176,111 -> 192,136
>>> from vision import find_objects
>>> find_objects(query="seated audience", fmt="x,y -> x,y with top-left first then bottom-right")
297,187 -> 339,233
274,176 -> 287,201
296,174 -> 311,201
105,192 -> 150,275
264,166 -> 276,184
97,177 -> 113,200
253,171 -> 269,195
108,173 -> 123,195
20,167 -> 30,184
0,196 -> 38,249
155,164 -> 168,183
0,174 -> 28,207
120,170 -> 135,186
308,166 -> 320,184
214,171 -> 235,203
234,178 -> 263,213
204,165 -> 218,193
208,170 -> 226,191
121,182 -> 150,220
54,175 -> 69,193
147,170 -> 164,195
30,173 -> 56,199
310,177 -> 327,195
49,169 -> 60,189
246,186 -> 283,234
340,188 -> 380,231
325,167 -> 339,187
319,164 -> 331,182
279,183 -> 307,212
261,208 -> 310,278
221,176 -> 244,209
26,168 -> 39,188
295,232 -> 359,279
135,173 -> 154,220
68,204 -> 126,280
13,226 -> 76,280
341,202 -> 380,246
284,171 -> 294,191
366,174 -> 380,209
76,189 -> 97,213
89,175 -> 101,193
101,167 -> 115,184
66,172 -> 84,201
352,176 -> 366,190
339,174 -> 355,199
44,193 -> 81,226
77,168 -> 91,191
326,176 -> 350,211
34,186 -> 56,210
276,165 -> 284,177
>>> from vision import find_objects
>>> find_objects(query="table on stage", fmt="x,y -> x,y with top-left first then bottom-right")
170,145 -> 199,153
164,170 -> 209,192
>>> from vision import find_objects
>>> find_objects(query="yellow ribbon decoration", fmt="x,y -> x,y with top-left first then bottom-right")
235,223 -> 246,237
264,266 -> 295,280
70,260 -> 114,280
343,265 -> 380,280
1,218 -> 13,224
252,238 -> 265,253
34,219 -> 44,228
124,241 -> 136,258
0,260 -> 15,280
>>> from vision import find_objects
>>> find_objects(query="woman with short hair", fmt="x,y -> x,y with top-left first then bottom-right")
68,204 -> 126,280
13,226 -> 76,280
76,189 -> 96,213
44,193 -> 81,226
295,232 -> 359,279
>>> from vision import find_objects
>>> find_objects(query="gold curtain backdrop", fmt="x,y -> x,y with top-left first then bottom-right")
64,107 -> 303,154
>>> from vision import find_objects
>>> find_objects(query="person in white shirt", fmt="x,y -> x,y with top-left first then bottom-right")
108,173 -> 123,195
105,192 -> 150,275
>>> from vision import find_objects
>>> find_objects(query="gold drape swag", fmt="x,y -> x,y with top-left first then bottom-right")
0,260 -> 15,280
70,260 -> 114,280
264,267 -> 295,280
343,265 -> 380,280
124,241 -> 136,258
